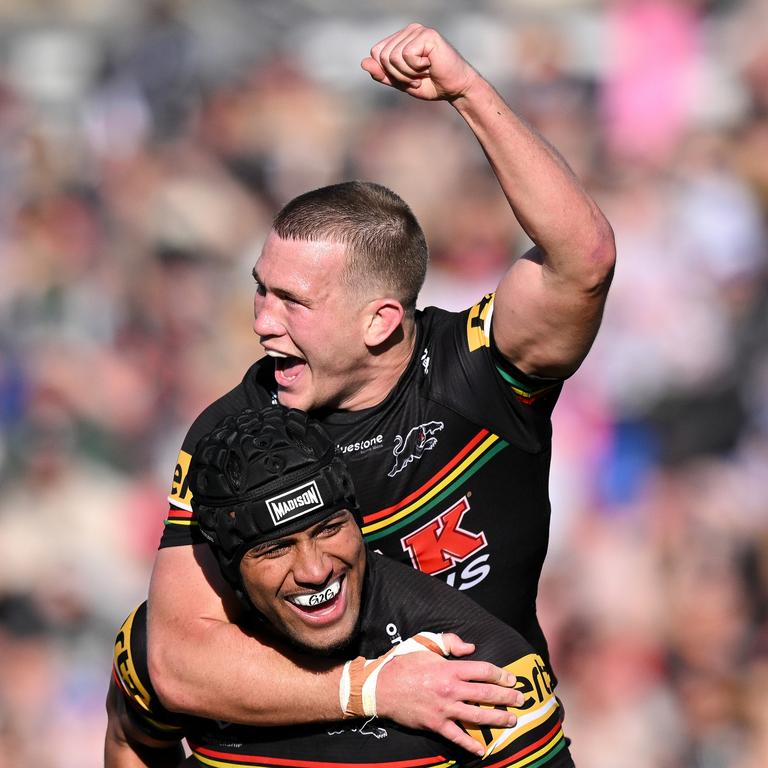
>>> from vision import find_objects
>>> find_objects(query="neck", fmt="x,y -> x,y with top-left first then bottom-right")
339,318 -> 417,411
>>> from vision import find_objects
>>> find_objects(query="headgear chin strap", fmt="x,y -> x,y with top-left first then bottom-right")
189,406 -> 360,587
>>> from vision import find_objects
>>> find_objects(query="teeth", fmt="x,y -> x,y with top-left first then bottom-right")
290,579 -> 341,608
265,350 -> 288,358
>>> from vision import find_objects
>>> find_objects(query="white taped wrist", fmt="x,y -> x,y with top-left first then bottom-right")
338,632 -> 449,719
339,659 -> 353,716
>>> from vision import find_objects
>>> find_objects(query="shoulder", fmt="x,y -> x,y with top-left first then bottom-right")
367,553 -> 524,652
168,360 -> 273,513
182,359 -> 274,452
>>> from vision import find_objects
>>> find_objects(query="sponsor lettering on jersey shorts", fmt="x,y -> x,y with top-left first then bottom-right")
463,652 -> 565,762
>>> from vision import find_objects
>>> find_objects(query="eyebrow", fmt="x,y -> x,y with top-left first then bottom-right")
251,267 -> 313,307
248,537 -> 291,557
248,512 -> 349,556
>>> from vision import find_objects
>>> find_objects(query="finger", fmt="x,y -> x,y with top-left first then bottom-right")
439,633 -> 475,657
401,29 -> 435,73
436,720 -> 485,757
360,57 -> 391,85
455,680 -> 524,708
452,659 -> 517,686
377,26 -> 428,86
378,41 -> 417,86
368,24 -> 418,69
450,704 -> 517,730
451,700 -> 519,729
384,30 -> 431,80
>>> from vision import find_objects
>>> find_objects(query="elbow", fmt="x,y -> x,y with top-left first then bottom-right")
147,638 -> 192,714
580,216 -> 616,297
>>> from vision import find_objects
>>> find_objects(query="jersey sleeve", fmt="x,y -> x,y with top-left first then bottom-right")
161,444 -> 206,548
432,592 -> 571,766
112,601 -> 185,744
159,362 -> 274,548
428,295 -> 564,453
370,556 -> 573,768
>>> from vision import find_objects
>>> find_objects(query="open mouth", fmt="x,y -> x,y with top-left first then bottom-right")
287,577 -> 343,613
266,351 -> 307,386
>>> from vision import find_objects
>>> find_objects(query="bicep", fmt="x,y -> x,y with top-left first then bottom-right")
146,544 -> 243,702
148,544 -> 242,628
492,245 -> 612,378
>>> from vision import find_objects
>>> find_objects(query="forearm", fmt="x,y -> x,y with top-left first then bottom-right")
451,75 -> 614,281
453,75 -> 614,375
361,23 -> 615,375
151,617 -> 343,724
147,545 -> 344,724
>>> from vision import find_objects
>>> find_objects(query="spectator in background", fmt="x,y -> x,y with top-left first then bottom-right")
0,3 -> 767,766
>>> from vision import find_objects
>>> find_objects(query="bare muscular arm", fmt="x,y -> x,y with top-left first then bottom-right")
362,23 -> 616,378
148,544 -> 523,756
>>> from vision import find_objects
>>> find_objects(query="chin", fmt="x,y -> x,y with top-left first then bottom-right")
287,630 -> 356,658
276,388 -> 314,412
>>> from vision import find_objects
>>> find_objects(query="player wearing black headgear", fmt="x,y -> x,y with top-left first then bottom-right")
107,406 -> 574,768
190,406 -> 366,654
190,406 -> 360,591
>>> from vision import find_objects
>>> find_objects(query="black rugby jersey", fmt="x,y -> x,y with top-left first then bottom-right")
162,297 -> 562,668
114,553 -> 573,767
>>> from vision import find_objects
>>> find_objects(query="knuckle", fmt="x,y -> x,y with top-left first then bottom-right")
459,707 -> 480,725
476,682 -> 495,700
488,708 -> 513,726
476,661 -> 494,679
435,676 -> 458,698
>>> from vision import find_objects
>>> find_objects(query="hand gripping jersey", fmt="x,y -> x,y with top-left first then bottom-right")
114,553 -> 573,767
163,298 -> 562,670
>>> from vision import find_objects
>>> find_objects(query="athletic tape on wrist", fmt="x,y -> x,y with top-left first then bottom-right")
339,631 -> 449,718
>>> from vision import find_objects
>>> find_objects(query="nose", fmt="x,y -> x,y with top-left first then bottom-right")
291,541 -> 333,588
253,292 -> 283,337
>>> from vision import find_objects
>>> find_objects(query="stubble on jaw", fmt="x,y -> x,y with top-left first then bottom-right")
253,609 -> 364,660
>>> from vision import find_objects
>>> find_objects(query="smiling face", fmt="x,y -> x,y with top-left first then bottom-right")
239,510 -> 366,655
253,232 -> 380,412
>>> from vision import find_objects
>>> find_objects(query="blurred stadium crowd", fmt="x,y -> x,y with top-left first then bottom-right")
0,0 -> 767,765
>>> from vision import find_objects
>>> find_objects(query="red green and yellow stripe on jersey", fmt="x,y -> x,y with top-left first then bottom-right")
188,748 -> 456,768
166,448 -> 196,527
464,653 -> 566,768
494,367 -> 560,406
466,294 -> 560,406
480,723 -> 566,768
361,429 -> 507,543
165,504 -> 196,527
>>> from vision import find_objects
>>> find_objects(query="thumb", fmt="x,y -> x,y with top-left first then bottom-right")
361,57 -> 386,82
440,632 -> 476,658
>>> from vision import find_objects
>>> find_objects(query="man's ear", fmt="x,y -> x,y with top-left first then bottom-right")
363,298 -> 405,348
